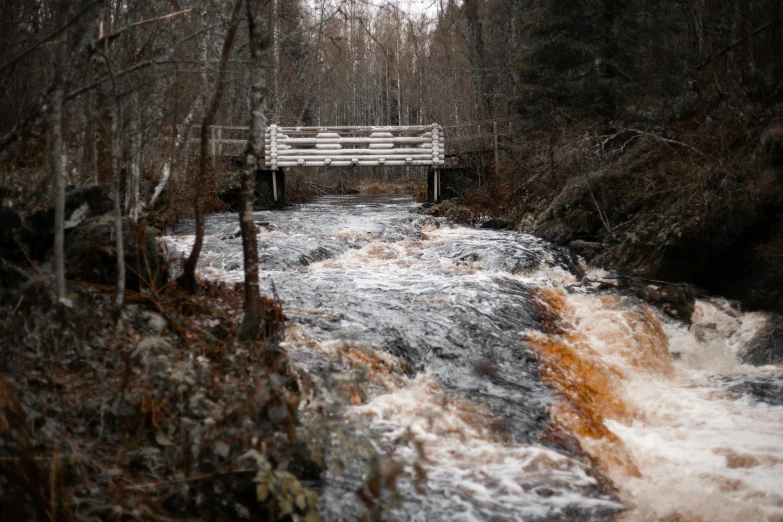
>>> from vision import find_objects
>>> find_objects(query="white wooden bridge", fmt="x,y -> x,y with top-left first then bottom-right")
263,124 -> 445,168
195,119 -> 512,203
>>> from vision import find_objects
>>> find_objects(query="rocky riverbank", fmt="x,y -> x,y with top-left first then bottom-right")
413,109 -> 783,366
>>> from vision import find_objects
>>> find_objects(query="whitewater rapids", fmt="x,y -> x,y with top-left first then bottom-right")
164,195 -> 783,521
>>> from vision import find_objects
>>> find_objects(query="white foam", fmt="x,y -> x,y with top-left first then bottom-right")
354,373 -> 623,520
557,293 -> 783,521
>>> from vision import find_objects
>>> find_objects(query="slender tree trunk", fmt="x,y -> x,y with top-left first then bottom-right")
181,0 -> 243,294
463,0 -> 491,120
148,93 -> 203,208
111,91 -> 125,314
126,90 -> 141,220
52,83 -> 66,300
237,0 -> 272,343
271,0 -> 281,123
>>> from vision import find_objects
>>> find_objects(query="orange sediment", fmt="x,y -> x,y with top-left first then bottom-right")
525,288 -> 675,480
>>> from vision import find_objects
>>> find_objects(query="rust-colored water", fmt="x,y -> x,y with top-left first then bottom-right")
525,288 -> 663,480
526,287 -> 783,521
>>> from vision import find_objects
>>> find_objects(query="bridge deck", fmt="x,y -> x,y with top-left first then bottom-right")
263,124 -> 444,169
192,118 -> 512,174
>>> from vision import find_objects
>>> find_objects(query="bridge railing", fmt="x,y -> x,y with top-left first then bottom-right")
263,124 -> 445,169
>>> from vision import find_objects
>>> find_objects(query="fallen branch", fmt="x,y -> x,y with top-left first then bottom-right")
98,8 -> 195,42
621,128 -> 707,158
589,275 -> 693,288
696,23 -> 773,70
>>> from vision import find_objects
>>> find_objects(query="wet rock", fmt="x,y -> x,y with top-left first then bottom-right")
141,311 -> 167,333
727,373 -> 783,405
536,488 -> 555,498
411,216 -> 441,230
433,347 -> 459,360
410,203 -> 440,216
299,246 -> 333,265
381,224 -> 421,243
410,201 -> 473,222
21,185 -> 115,260
480,218 -> 510,230
605,276 -> 696,322
568,240 -> 604,261
739,314 -> 783,366
64,214 -> 168,291
221,221 -> 272,240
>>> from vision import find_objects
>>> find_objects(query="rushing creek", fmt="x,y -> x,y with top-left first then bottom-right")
165,195 -> 783,521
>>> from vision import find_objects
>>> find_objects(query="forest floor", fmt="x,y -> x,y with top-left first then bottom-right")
0,276 -> 330,521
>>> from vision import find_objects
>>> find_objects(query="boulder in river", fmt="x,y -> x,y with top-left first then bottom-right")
568,239 -> 604,261
600,275 -> 697,322
0,184 -> 169,293
480,218 -> 510,230
739,313 -> 783,366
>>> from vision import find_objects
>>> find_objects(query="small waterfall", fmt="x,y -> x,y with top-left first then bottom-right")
165,195 -> 783,521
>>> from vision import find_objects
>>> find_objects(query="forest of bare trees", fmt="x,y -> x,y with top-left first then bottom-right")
2,0 -> 783,519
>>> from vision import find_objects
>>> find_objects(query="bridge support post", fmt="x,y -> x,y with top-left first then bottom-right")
493,120 -> 500,180
427,167 -> 442,203
254,169 -> 286,209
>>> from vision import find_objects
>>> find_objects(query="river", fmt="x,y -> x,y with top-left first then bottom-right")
164,195 -> 783,521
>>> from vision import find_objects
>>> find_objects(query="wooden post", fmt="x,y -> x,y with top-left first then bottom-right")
272,170 -> 278,201
269,123 -> 278,170
217,126 -> 223,157
493,120 -> 499,180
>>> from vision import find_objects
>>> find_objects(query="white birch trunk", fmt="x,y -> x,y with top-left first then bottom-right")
126,90 -> 141,220
148,94 -> 202,208
236,0 -> 271,343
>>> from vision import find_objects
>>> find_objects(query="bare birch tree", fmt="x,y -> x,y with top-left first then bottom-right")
147,94 -> 204,209
236,0 -> 272,343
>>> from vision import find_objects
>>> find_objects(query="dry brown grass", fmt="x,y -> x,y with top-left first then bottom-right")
412,182 -> 428,202
360,180 -> 387,195
159,159 -> 230,226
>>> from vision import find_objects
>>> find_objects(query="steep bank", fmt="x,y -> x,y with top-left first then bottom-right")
431,100 -> 783,318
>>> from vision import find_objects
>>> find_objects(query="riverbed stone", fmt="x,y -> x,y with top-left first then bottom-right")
480,218 -> 510,230
739,314 -> 783,366
568,239 -> 604,261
